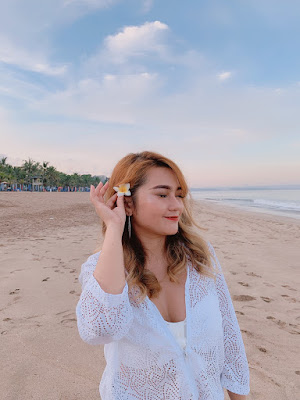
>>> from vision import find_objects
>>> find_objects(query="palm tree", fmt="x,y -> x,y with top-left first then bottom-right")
1,157 -> 7,166
69,173 -> 80,190
46,166 -> 60,188
41,161 -> 49,190
22,158 -> 41,191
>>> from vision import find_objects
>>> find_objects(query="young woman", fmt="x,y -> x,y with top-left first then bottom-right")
76,151 -> 250,399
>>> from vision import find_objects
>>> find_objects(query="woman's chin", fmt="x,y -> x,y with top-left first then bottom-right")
162,227 -> 178,236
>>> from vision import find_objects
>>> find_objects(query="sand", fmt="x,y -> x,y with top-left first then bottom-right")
0,192 -> 299,400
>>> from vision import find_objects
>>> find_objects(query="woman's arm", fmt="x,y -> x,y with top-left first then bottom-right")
227,389 -> 247,400
92,223 -> 126,294
76,224 -> 134,345
76,182 -> 134,345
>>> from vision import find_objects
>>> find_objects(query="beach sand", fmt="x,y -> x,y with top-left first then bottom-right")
0,192 -> 299,400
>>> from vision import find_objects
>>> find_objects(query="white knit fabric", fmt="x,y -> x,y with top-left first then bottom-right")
76,241 -> 250,399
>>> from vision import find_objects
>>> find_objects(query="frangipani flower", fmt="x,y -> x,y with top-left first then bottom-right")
113,183 -> 131,197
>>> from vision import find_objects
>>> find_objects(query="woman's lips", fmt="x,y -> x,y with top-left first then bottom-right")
165,217 -> 179,221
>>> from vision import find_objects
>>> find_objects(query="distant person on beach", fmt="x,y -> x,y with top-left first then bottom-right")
76,151 -> 250,399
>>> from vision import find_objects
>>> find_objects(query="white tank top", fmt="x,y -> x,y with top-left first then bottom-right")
165,318 -> 187,350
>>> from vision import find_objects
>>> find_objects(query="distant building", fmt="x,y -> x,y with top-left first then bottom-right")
0,181 -> 8,191
32,175 -> 43,191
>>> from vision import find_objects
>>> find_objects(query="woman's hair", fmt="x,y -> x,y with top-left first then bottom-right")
94,151 -> 217,304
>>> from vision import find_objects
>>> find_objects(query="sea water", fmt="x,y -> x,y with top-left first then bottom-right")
190,188 -> 300,220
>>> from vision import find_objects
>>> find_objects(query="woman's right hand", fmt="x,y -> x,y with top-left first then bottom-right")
90,181 -> 127,234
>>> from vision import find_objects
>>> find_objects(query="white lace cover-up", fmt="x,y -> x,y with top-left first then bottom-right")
76,241 -> 250,399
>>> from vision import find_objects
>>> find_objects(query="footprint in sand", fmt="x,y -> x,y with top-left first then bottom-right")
10,269 -> 25,274
258,347 -> 267,353
61,318 -> 77,325
233,295 -> 256,301
241,329 -> 255,337
9,289 -> 20,295
246,272 -> 262,278
230,271 -> 238,275
58,310 -> 77,327
266,315 -> 284,326
42,277 -> 50,282
261,296 -> 273,303
266,316 -> 300,335
281,285 -> 297,292
25,314 -> 42,320
236,311 -> 245,315
295,371 -> 300,375
56,309 -> 70,316
263,282 -> 275,287
281,295 -> 297,303
69,290 -> 76,294
238,282 -> 250,287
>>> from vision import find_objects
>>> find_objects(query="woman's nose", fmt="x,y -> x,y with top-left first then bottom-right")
168,195 -> 182,210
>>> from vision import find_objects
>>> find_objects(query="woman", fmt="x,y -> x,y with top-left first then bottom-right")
76,151 -> 250,399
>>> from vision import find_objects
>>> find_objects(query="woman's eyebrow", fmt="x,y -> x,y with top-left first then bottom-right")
150,185 -> 182,190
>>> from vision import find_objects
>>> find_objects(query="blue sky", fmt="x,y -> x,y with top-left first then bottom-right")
0,0 -> 299,187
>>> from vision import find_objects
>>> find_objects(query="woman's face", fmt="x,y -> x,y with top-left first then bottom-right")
130,167 -> 185,237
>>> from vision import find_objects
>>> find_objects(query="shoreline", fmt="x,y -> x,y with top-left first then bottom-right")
195,198 -> 300,221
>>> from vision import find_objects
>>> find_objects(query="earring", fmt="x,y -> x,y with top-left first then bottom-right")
128,215 -> 131,239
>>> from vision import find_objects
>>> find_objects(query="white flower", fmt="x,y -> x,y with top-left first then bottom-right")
113,183 -> 131,197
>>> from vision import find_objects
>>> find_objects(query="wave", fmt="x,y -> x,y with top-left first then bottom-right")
190,189 -> 300,219
253,198 -> 300,211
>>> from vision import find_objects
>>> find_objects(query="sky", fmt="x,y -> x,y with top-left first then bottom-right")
0,0 -> 299,188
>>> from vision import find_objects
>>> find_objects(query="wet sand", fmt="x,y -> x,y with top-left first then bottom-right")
0,192 -> 299,399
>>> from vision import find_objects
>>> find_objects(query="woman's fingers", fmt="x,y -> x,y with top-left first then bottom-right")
95,181 -> 104,195
89,185 -> 95,202
106,192 -> 118,209
116,194 -> 125,210
91,181 -> 108,200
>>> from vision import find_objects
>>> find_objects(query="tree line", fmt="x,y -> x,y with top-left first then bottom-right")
0,157 -> 108,191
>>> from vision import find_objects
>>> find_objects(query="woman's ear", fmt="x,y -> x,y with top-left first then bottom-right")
124,197 -> 134,216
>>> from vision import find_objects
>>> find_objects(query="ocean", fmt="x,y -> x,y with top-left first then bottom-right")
190,188 -> 300,220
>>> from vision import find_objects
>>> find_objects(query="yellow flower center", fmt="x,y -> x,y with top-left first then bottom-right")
118,184 -> 128,193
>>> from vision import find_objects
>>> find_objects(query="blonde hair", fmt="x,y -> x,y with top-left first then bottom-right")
95,151 -> 217,303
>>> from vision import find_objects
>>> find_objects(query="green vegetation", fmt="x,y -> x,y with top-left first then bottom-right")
0,156 -> 108,191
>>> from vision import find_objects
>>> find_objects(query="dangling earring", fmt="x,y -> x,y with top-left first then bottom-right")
128,215 -> 131,239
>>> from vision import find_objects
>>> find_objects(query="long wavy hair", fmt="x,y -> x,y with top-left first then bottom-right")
94,151 -> 217,304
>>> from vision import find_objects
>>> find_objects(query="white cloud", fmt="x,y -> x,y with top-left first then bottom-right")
0,0 -> 118,41
104,21 -> 169,63
217,71 -> 232,81
0,35 -> 67,76
31,72 -> 160,124
0,0 -> 119,78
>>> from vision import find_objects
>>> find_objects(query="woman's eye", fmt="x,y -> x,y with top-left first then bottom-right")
158,194 -> 184,198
